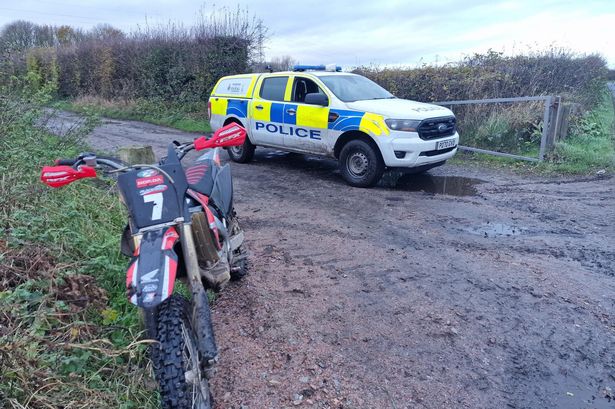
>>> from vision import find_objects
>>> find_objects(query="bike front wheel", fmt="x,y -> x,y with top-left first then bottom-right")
152,295 -> 213,409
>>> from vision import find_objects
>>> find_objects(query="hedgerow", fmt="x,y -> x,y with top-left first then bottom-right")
355,49 -> 608,109
0,8 -> 265,105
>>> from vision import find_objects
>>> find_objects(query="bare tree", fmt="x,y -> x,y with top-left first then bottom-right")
89,24 -> 125,42
33,24 -> 56,48
267,55 -> 296,71
0,21 -> 37,54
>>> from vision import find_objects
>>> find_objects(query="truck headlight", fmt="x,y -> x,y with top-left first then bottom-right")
385,119 -> 421,132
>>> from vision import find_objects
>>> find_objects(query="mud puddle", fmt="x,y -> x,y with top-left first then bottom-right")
380,172 -> 484,196
550,374 -> 615,409
467,222 -> 526,237
253,151 -> 485,196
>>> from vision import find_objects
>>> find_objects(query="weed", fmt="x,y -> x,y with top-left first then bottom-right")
0,89 -> 157,408
546,88 -> 615,173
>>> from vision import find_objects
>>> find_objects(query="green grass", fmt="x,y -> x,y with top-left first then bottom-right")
0,94 -> 157,408
544,88 -> 615,173
452,85 -> 615,175
52,97 -> 212,134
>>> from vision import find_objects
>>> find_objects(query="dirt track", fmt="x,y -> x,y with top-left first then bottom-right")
48,110 -> 615,409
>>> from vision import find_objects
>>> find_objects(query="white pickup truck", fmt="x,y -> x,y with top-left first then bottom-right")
208,65 -> 459,187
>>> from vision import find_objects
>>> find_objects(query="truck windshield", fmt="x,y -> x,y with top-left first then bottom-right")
319,75 -> 394,102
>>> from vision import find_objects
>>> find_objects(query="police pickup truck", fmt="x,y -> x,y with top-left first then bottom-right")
208,65 -> 459,187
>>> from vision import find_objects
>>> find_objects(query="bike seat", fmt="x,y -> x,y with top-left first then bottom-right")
186,161 -> 216,197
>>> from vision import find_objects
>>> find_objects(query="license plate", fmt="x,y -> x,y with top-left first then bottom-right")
436,139 -> 456,150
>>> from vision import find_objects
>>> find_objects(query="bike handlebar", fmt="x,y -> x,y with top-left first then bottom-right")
55,158 -> 78,166
42,123 -> 247,188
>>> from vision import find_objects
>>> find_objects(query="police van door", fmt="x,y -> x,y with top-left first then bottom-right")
284,76 -> 329,154
249,75 -> 290,147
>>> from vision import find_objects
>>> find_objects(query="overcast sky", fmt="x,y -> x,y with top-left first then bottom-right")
1,0 -> 614,67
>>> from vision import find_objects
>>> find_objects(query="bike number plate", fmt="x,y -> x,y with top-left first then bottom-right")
118,170 -> 180,229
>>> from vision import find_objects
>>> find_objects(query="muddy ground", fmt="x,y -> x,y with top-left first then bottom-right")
47,110 -> 615,409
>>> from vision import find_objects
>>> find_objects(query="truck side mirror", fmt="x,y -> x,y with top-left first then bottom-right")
304,93 -> 328,106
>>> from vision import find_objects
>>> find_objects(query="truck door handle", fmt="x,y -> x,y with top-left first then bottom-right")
286,109 -> 296,115
255,105 -> 264,110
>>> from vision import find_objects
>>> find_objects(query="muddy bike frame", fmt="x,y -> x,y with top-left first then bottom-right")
41,123 -> 247,365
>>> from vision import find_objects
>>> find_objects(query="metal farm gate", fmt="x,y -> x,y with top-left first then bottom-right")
435,96 -> 572,162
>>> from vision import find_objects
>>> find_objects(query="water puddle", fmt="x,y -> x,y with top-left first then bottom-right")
254,151 -> 485,195
379,173 -> 484,197
550,374 -> 614,409
467,222 -> 525,237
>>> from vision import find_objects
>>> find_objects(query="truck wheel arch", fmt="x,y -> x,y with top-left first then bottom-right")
223,117 -> 243,127
223,117 -> 255,144
334,130 -> 383,162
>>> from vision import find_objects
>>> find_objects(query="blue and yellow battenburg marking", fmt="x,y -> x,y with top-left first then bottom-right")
255,122 -> 321,139
211,99 -> 390,137
329,109 -> 390,136
226,99 -> 248,118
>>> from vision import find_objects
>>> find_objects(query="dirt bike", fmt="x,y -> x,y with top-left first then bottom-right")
40,123 -> 249,409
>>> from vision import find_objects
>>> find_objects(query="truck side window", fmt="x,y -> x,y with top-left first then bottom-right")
292,77 -> 324,103
260,76 -> 288,101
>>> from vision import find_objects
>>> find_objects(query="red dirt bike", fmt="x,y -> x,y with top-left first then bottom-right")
40,123 -> 249,409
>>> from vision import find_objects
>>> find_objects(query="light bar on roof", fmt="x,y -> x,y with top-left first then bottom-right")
293,64 -> 342,72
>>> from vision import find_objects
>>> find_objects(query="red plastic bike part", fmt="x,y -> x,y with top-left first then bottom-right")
194,122 -> 247,151
187,189 -> 222,250
40,165 -> 97,187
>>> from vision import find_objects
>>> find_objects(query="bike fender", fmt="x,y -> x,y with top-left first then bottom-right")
126,226 -> 179,308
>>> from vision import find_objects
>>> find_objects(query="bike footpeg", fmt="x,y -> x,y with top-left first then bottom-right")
200,259 -> 230,289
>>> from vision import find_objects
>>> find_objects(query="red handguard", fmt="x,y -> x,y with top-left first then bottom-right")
193,136 -> 210,151
41,165 -> 97,188
194,122 -> 247,151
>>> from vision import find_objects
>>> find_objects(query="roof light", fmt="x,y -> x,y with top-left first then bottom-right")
293,64 -> 342,72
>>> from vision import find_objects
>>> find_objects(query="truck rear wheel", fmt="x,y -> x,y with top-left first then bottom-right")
339,139 -> 384,188
227,138 -> 255,163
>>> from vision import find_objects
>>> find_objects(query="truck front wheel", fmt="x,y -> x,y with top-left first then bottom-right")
227,137 -> 255,163
339,139 -> 384,188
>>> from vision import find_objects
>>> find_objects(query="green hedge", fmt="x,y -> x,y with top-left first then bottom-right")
1,11 -> 264,105
356,50 -> 608,109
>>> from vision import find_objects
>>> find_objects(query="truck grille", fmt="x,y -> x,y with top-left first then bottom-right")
418,117 -> 456,140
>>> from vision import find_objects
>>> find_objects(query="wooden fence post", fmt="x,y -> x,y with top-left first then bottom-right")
555,104 -> 571,142
117,146 -> 156,165
544,96 -> 560,154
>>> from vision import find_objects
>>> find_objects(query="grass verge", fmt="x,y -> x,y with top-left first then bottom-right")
52,96 -> 211,134
0,94 -> 157,408
545,87 -> 615,173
